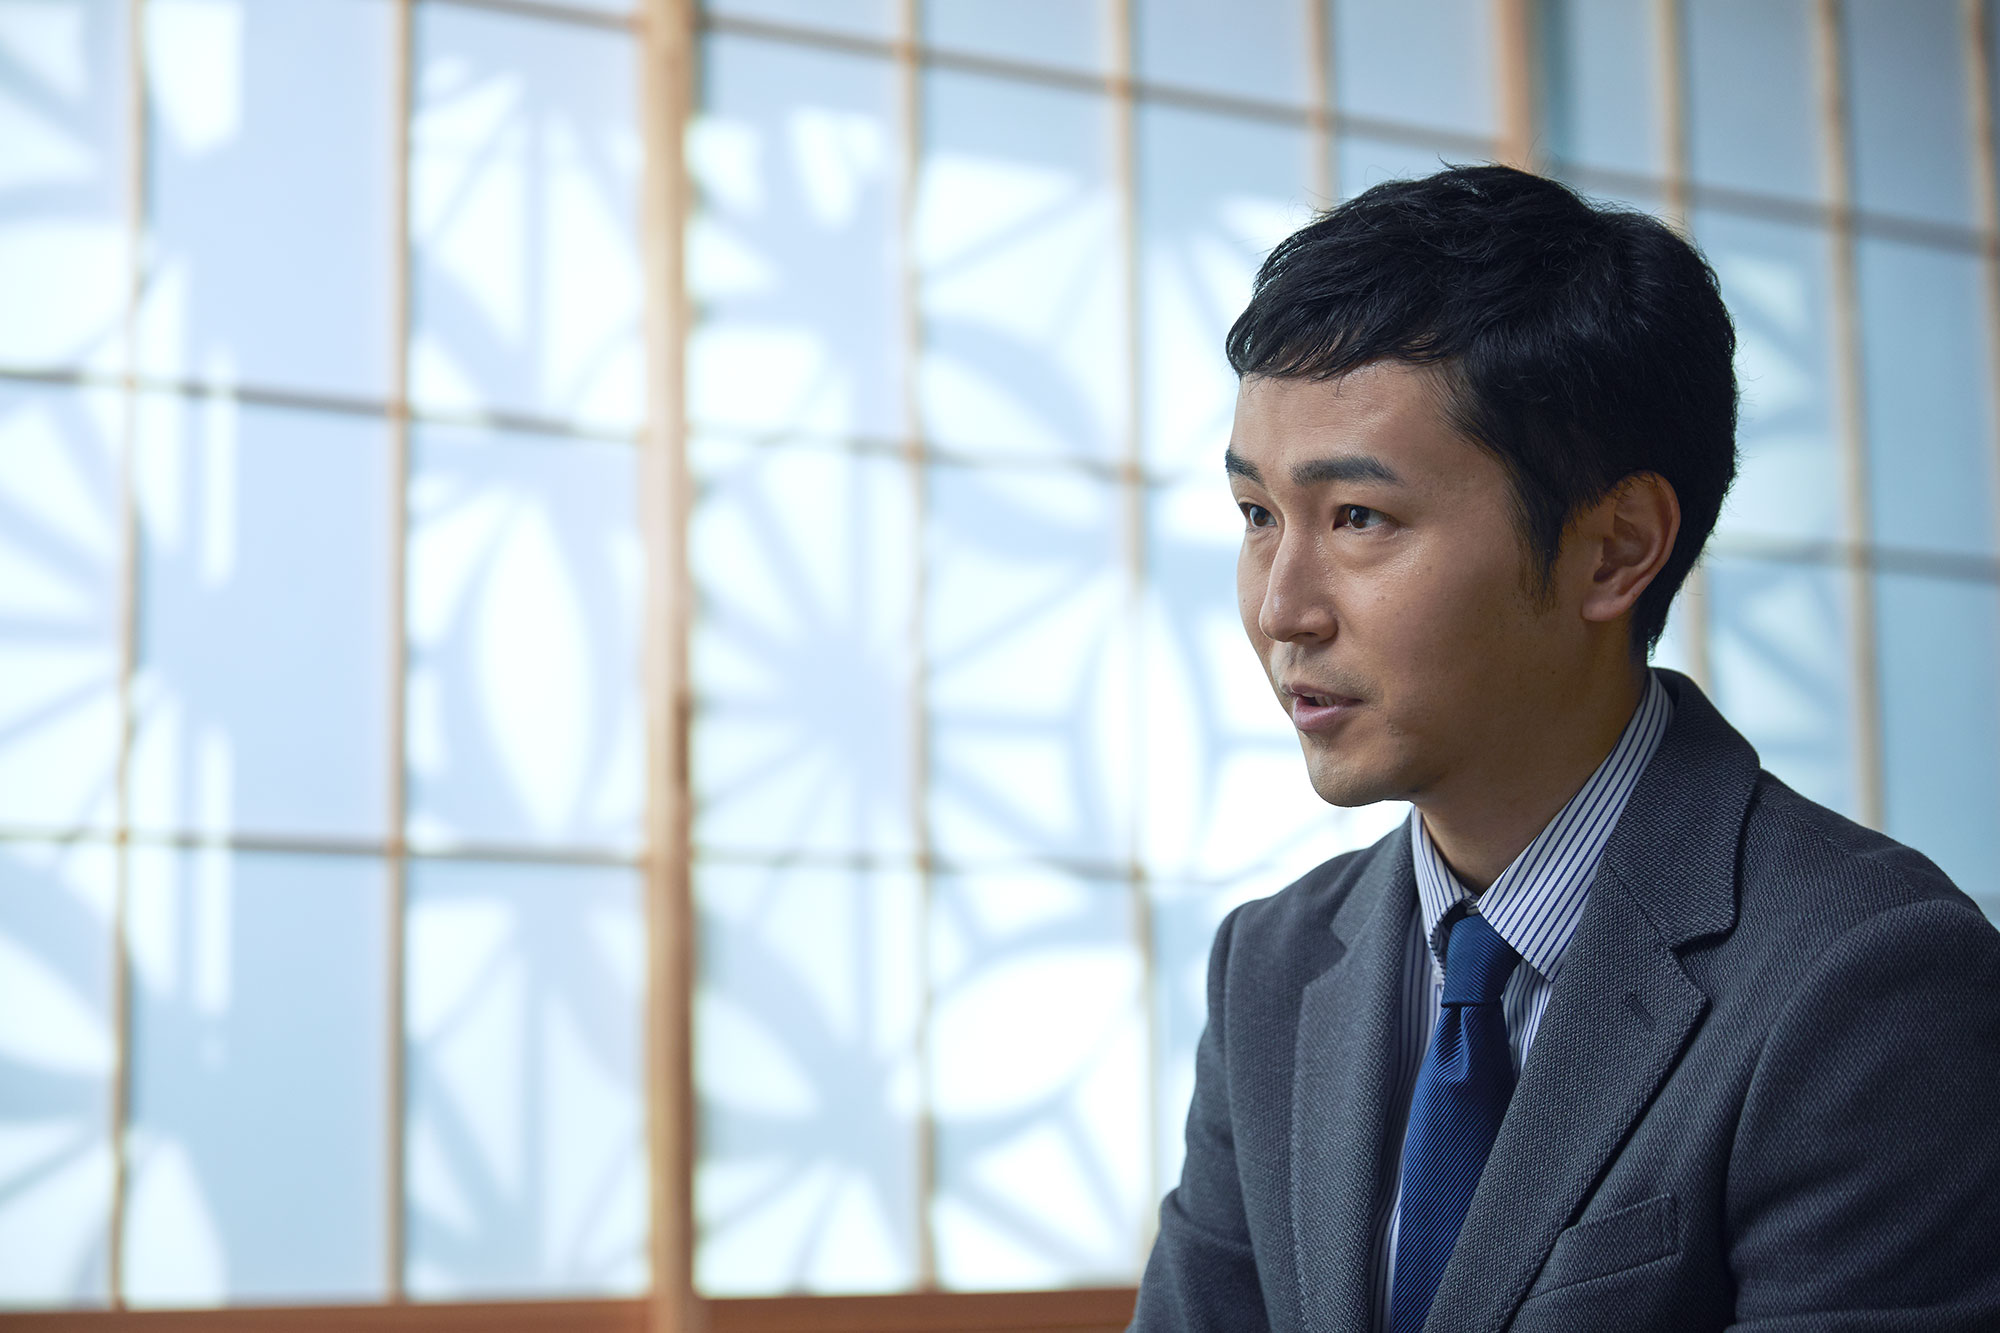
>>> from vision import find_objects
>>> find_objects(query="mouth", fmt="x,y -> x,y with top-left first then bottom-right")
1283,683 -> 1362,733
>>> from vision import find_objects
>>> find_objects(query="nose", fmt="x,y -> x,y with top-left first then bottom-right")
1253,528 -> 1337,644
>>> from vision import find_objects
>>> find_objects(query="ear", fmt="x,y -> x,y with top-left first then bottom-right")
1577,472 -> 1680,625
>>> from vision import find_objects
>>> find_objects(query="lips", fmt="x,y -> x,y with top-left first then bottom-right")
1283,682 -> 1361,733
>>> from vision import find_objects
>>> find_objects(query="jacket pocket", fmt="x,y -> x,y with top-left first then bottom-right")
1524,1193 -> 1679,1299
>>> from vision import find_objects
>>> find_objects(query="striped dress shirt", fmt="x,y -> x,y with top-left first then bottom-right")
1369,670 -> 1674,1328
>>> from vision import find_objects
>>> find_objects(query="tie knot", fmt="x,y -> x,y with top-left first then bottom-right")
1439,911 -> 1520,1006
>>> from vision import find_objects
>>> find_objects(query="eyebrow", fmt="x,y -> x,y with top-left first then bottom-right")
1223,448 -> 1402,488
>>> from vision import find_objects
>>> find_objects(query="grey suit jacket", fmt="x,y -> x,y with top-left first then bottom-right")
1132,670 -> 2000,1332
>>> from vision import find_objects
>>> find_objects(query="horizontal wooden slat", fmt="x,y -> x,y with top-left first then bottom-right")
707,1288 -> 1137,1332
0,1301 -> 647,1333
0,1290 -> 1139,1333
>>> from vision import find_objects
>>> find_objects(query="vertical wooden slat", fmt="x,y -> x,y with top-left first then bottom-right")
108,0 -> 149,1306
1810,0 -> 1886,829
1493,0 -> 1539,169
639,0 -> 698,1329
1651,0 -> 1714,687
385,0 -> 415,1303
1308,0 -> 1333,202
1965,0 -> 2000,624
895,0 -> 937,1293
1106,0 -> 1158,1265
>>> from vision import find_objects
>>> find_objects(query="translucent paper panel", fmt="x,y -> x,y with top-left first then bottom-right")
129,399 -> 391,840
138,0 -> 394,400
1684,0 -> 1822,203
1134,0 -> 1307,104
406,428 -> 643,852
1138,105 -> 1314,477
705,0 -> 893,41
691,440 -> 915,861
918,71 -> 1124,464
405,860 -> 646,1297
1705,556 -> 1857,817
694,864 -> 922,1295
1843,0 -> 1974,228
1335,0 -> 1496,140
410,8 -> 642,432
0,841 -> 116,1308
1697,211 -> 1842,543
1856,238 -> 1995,556
690,36 -> 901,441
0,384 -> 122,833
930,870 -> 1147,1289
925,0 -> 1105,73
1141,471 -> 1409,885
1875,574 -> 2000,900
1538,0 -> 1661,177
123,850 -> 388,1305
926,463 -> 1127,866
0,0 -> 130,371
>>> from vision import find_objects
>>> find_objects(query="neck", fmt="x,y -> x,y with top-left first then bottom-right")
1417,659 -> 1649,893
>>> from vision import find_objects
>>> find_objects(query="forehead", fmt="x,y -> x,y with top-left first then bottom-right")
1228,361 -> 1498,494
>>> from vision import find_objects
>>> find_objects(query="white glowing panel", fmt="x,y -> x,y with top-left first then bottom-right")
1857,238 -> 1996,557
690,439 -> 915,861
1140,471 -> 1407,887
404,860 -> 646,1297
1843,0 -> 1974,228
1335,0 -> 1496,140
0,0 -> 130,372
410,6 -> 642,432
925,463 -> 1128,866
1137,103 -> 1314,477
1684,0 -> 1823,203
929,869 -> 1147,1290
1698,210 -> 1842,544
0,841 -> 116,1308
122,849 -> 388,1306
1134,0 -> 1306,104
1538,0 -> 1663,177
918,70 -> 1124,464
704,0 -> 892,41
1875,574 -> 2000,903
128,399 -> 391,840
691,35 -> 901,441
1705,555 -> 1858,820
693,863 -> 923,1296
0,384 -> 123,834
138,0 -> 395,400
405,427 -> 643,853
924,0 -> 1104,73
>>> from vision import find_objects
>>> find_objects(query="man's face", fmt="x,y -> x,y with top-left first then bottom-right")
1229,361 -> 1587,809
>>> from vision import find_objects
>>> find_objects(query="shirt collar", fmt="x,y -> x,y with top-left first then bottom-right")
1408,670 -> 1673,984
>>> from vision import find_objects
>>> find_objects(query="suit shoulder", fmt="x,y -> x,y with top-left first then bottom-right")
1220,826 -> 1399,965
1738,772 -> 1992,942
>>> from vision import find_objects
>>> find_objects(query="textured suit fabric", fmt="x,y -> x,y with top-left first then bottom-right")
1130,670 -> 2000,1333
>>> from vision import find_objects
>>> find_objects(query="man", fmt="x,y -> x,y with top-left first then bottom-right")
1131,166 -> 2000,1333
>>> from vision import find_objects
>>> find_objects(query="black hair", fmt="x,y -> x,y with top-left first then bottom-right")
1226,164 -> 1738,654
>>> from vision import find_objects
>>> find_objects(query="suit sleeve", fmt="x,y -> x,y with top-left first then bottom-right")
1724,898 -> 2000,1332
1130,903 -> 1270,1333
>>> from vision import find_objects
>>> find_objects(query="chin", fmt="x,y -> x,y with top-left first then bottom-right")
1301,752 -> 1402,809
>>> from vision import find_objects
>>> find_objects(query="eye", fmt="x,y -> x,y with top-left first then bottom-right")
1335,504 -> 1379,530
1240,502 -> 1275,529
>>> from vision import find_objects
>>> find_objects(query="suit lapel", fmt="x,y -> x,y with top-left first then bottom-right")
1292,836 -> 1417,1333
1421,864 -> 1707,1333
1421,671 -> 1759,1333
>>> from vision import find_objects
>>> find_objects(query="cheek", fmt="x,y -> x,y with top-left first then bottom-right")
1236,542 -> 1266,637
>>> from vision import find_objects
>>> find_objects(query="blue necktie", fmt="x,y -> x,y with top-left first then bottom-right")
1389,910 -> 1522,1333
